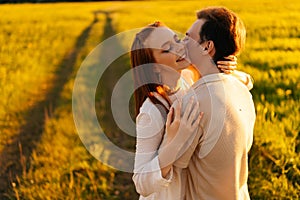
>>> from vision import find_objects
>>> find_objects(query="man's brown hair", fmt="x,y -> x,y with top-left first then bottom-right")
197,7 -> 246,63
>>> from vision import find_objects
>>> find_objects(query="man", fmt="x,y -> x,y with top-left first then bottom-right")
179,7 -> 256,199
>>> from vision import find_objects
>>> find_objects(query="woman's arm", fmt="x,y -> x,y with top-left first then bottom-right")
231,70 -> 253,90
133,105 -> 168,197
133,98 -> 203,197
217,56 -> 253,90
158,98 -> 203,174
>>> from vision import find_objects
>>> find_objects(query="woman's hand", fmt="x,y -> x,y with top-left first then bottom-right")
217,55 -> 237,74
217,55 -> 253,89
165,97 -> 203,145
158,97 -> 203,174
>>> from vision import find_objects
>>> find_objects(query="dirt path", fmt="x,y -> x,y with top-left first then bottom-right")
95,10 -> 138,199
0,17 -> 99,199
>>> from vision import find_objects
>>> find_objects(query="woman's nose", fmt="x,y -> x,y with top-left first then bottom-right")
175,42 -> 184,53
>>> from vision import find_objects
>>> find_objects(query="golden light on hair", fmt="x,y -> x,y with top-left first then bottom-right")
156,86 -> 165,95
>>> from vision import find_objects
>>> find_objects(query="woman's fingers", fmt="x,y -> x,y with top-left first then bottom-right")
224,55 -> 237,61
217,61 -> 237,69
217,60 -> 237,65
187,101 -> 199,123
217,55 -> 237,73
221,69 -> 234,74
182,97 -> 194,121
174,100 -> 181,122
217,62 -> 236,74
191,112 -> 204,129
166,106 -> 173,127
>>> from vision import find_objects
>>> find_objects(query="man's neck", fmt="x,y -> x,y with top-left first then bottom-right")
194,58 -> 220,77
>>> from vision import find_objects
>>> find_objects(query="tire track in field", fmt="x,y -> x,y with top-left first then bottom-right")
0,15 -> 100,199
94,11 -> 138,199
97,10 -> 136,152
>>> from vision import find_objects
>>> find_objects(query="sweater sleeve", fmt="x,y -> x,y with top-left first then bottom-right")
231,70 -> 253,90
132,102 -> 174,197
173,126 -> 204,168
166,97 -> 204,168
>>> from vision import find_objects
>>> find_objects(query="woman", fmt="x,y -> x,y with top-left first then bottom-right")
131,21 -> 252,199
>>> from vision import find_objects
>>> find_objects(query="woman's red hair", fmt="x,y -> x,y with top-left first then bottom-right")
130,21 -> 172,118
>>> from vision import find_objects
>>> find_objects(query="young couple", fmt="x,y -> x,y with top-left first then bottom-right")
131,7 -> 256,200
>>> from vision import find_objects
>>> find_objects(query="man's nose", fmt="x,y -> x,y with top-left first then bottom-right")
183,35 -> 189,44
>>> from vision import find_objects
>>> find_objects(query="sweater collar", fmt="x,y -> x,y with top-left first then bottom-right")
192,73 -> 227,89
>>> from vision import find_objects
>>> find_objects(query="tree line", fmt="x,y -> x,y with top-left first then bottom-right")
1,0 -> 128,3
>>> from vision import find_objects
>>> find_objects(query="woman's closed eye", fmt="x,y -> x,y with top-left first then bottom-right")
162,45 -> 172,53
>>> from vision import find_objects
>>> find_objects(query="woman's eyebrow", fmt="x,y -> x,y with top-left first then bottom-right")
161,41 -> 171,47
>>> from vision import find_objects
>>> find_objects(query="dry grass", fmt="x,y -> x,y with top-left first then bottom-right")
0,1 -> 299,199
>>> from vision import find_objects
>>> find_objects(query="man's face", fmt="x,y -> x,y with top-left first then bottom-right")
184,19 -> 206,66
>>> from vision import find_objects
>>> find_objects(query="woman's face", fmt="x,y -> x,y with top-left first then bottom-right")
143,27 -> 190,71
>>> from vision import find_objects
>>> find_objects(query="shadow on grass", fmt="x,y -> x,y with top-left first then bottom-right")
0,15 -> 99,199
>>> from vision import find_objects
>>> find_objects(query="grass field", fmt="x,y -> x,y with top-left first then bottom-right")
0,0 -> 299,199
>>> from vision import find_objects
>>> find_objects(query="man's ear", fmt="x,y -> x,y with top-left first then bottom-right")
206,40 -> 214,52
206,40 -> 215,56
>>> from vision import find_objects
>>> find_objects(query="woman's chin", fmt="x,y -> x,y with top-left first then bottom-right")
177,60 -> 190,70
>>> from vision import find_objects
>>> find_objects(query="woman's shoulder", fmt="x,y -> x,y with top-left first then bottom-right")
139,98 -> 155,111
139,98 -> 162,115
137,98 -> 164,125
136,98 -> 165,138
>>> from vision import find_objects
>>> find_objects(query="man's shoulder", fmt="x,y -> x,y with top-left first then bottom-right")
181,76 -> 222,103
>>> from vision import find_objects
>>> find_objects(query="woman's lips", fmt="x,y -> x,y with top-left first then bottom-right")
176,53 -> 186,62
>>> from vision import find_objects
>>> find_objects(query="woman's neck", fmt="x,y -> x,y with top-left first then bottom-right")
160,70 -> 181,90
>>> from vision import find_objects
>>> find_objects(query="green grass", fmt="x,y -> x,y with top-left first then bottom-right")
0,0 -> 299,199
